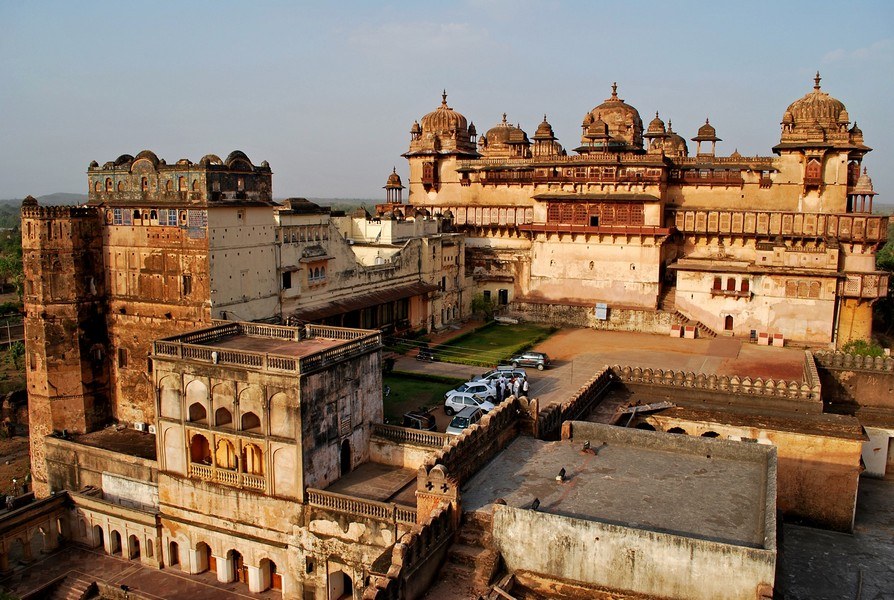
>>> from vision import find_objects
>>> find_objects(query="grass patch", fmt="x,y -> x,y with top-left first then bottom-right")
383,372 -> 465,423
431,322 -> 557,367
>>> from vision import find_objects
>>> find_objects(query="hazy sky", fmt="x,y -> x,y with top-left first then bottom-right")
2,1 -> 893,203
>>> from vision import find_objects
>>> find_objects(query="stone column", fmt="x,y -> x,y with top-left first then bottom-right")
185,547 -> 204,575
246,564 -> 265,593
0,551 -> 9,574
215,554 -> 234,583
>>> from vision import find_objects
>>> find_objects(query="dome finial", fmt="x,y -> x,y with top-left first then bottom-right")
814,71 -> 821,90
543,114 -> 548,122
441,90 -> 448,105
611,82 -> 618,99
502,113 -> 507,124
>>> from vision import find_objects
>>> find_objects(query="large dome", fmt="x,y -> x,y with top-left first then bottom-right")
578,83 -> 644,153
406,91 -> 478,157
420,91 -> 469,136
479,114 -> 531,158
783,72 -> 848,132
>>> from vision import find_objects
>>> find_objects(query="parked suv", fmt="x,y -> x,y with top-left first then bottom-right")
444,381 -> 496,415
476,366 -> 527,384
401,410 -> 437,431
445,407 -> 485,436
508,351 -> 551,370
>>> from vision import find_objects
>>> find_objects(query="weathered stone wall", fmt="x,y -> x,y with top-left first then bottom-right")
492,505 -> 776,600
44,436 -> 157,496
511,300 -> 678,333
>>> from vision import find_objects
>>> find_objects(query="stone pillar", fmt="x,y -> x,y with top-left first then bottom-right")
0,551 -> 9,574
215,554 -> 234,583
185,547 -> 204,575
22,540 -> 33,562
246,564 -> 265,593
43,525 -> 60,552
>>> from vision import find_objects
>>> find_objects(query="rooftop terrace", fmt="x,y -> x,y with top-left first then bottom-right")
152,322 -> 381,374
462,423 -> 776,549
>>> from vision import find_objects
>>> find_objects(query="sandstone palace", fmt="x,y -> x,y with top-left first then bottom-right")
394,75 -> 887,346
2,75 -> 888,599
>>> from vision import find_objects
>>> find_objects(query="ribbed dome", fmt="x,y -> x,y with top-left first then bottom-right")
384,167 -> 404,189
420,91 -> 469,135
534,115 -> 556,139
692,118 -> 720,142
853,167 -> 875,194
484,114 -> 528,145
645,112 -> 666,137
663,120 -> 689,157
784,73 -> 847,131
579,83 -> 644,152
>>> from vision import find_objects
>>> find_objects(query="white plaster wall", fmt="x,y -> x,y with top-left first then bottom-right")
492,505 -> 775,600
102,473 -> 160,511
862,426 -> 894,478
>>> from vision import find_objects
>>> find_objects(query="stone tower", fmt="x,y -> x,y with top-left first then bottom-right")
21,197 -> 110,495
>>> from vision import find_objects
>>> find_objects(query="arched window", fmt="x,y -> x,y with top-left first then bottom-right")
133,210 -> 141,221
149,210 -> 157,220
165,180 -> 173,191
713,277 -> 722,291
215,438 -> 236,469
242,443 -> 264,475
94,181 -> 102,193
117,181 -> 124,192
141,177 -> 149,191
105,178 -> 113,192
724,315 -> 734,331
192,179 -> 199,191
178,176 -> 187,191
667,427 -> 687,435
701,431 -> 720,438
740,279 -> 750,293
188,402 -> 207,423
726,277 -> 736,292
189,434 -> 211,464
241,412 -> 261,431
215,407 -> 233,428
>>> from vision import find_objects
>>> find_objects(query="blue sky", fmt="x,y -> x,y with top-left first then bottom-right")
2,0 -> 893,203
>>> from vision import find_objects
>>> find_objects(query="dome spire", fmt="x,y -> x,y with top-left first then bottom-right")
441,89 -> 448,106
611,82 -> 618,99
814,71 -> 821,91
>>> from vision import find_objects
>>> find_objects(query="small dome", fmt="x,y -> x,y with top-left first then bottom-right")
850,121 -> 862,136
114,154 -> 135,166
410,120 -> 421,134
853,167 -> 875,194
89,160 -> 99,168
468,122 -> 477,136
692,118 -> 720,142
663,120 -> 689,157
645,112 -> 666,137
133,150 -> 160,166
730,148 -> 742,158
480,114 -> 530,158
534,115 -> 556,139
585,114 -> 610,139
384,167 -> 404,189
225,151 -> 253,169
200,154 -> 223,166
21,195 -> 38,207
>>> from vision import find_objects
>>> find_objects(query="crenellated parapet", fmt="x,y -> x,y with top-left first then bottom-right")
814,351 -> 894,372
362,502 -> 455,600
611,365 -> 821,401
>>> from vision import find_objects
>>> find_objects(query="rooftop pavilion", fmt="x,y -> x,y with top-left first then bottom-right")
151,321 -> 382,374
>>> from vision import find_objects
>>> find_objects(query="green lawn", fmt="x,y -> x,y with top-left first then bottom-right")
432,322 -> 557,367
382,372 -> 465,423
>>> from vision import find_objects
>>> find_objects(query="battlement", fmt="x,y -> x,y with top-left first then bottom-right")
21,204 -> 97,220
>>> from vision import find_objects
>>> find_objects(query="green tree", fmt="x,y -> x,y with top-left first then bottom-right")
471,293 -> 496,319
874,221 -> 894,336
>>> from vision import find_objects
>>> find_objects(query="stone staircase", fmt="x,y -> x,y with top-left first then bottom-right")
672,310 -> 718,338
441,511 -> 501,597
47,574 -> 97,600
657,285 -> 677,312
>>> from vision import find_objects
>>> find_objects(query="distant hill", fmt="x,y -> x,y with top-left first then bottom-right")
0,193 -> 88,207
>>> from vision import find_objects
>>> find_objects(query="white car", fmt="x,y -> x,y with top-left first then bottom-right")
444,381 -> 496,415
476,367 -> 527,384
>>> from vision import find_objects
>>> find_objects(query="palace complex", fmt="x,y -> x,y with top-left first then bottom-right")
393,75 -> 888,346
1,75 -> 891,599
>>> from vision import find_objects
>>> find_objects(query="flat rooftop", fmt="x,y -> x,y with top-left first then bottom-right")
71,427 -> 157,460
462,432 -> 772,548
152,322 -> 381,373
325,462 -> 417,507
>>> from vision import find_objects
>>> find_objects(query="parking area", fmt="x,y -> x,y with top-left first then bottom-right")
392,327 -> 807,411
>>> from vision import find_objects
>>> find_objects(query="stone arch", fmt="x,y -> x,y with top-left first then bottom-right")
269,392 -> 293,438
272,447 -> 297,498
189,433 -> 211,464
238,386 -> 263,420
168,540 -> 180,568
242,443 -> 264,475
215,407 -> 233,428
227,549 -> 246,584
635,422 -> 656,431
92,524 -> 104,550
667,427 -> 687,435
128,534 -> 140,559
701,431 -> 720,438
159,375 -> 181,419
164,426 -> 186,474
241,411 -> 261,432
110,530 -> 123,556
215,438 -> 236,469
194,541 -> 211,573
185,380 -> 209,414
259,557 -> 279,592
188,403 -> 207,423
340,439 -> 352,476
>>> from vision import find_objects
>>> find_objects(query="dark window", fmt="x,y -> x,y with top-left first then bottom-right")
741,279 -> 750,293
726,278 -> 736,291
589,215 -> 600,227
182,275 -> 192,296
483,290 -> 492,301
282,271 -> 292,290
118,348 -> 128,368
498,289 -> 509,305
713,277 -> 722,290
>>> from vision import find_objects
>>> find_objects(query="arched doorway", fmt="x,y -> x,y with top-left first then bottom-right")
195,541 -> 211,573
724,315 -> 734,331
701,431 -> 720,438
340,440 -> 351,476
227,549 -> 246,584
93,525 -> 104,550
667,427 -> 687,435
635,422 -> 656,431
128,534 -> 140,559
169,541 -> 180,567
328,570 -> 353,600
259,558 -> 281,592
110,530 -> 122,556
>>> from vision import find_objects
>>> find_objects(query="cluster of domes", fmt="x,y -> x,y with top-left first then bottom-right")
89,150 -> 269,172
406,91 -> 478,157
577,83 -> 644,153
478,114 -> 532,158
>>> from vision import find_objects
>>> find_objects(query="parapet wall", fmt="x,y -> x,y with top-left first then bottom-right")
813,351 -> 894,419
510,301 -> 676,334
537,367 -> 614,439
